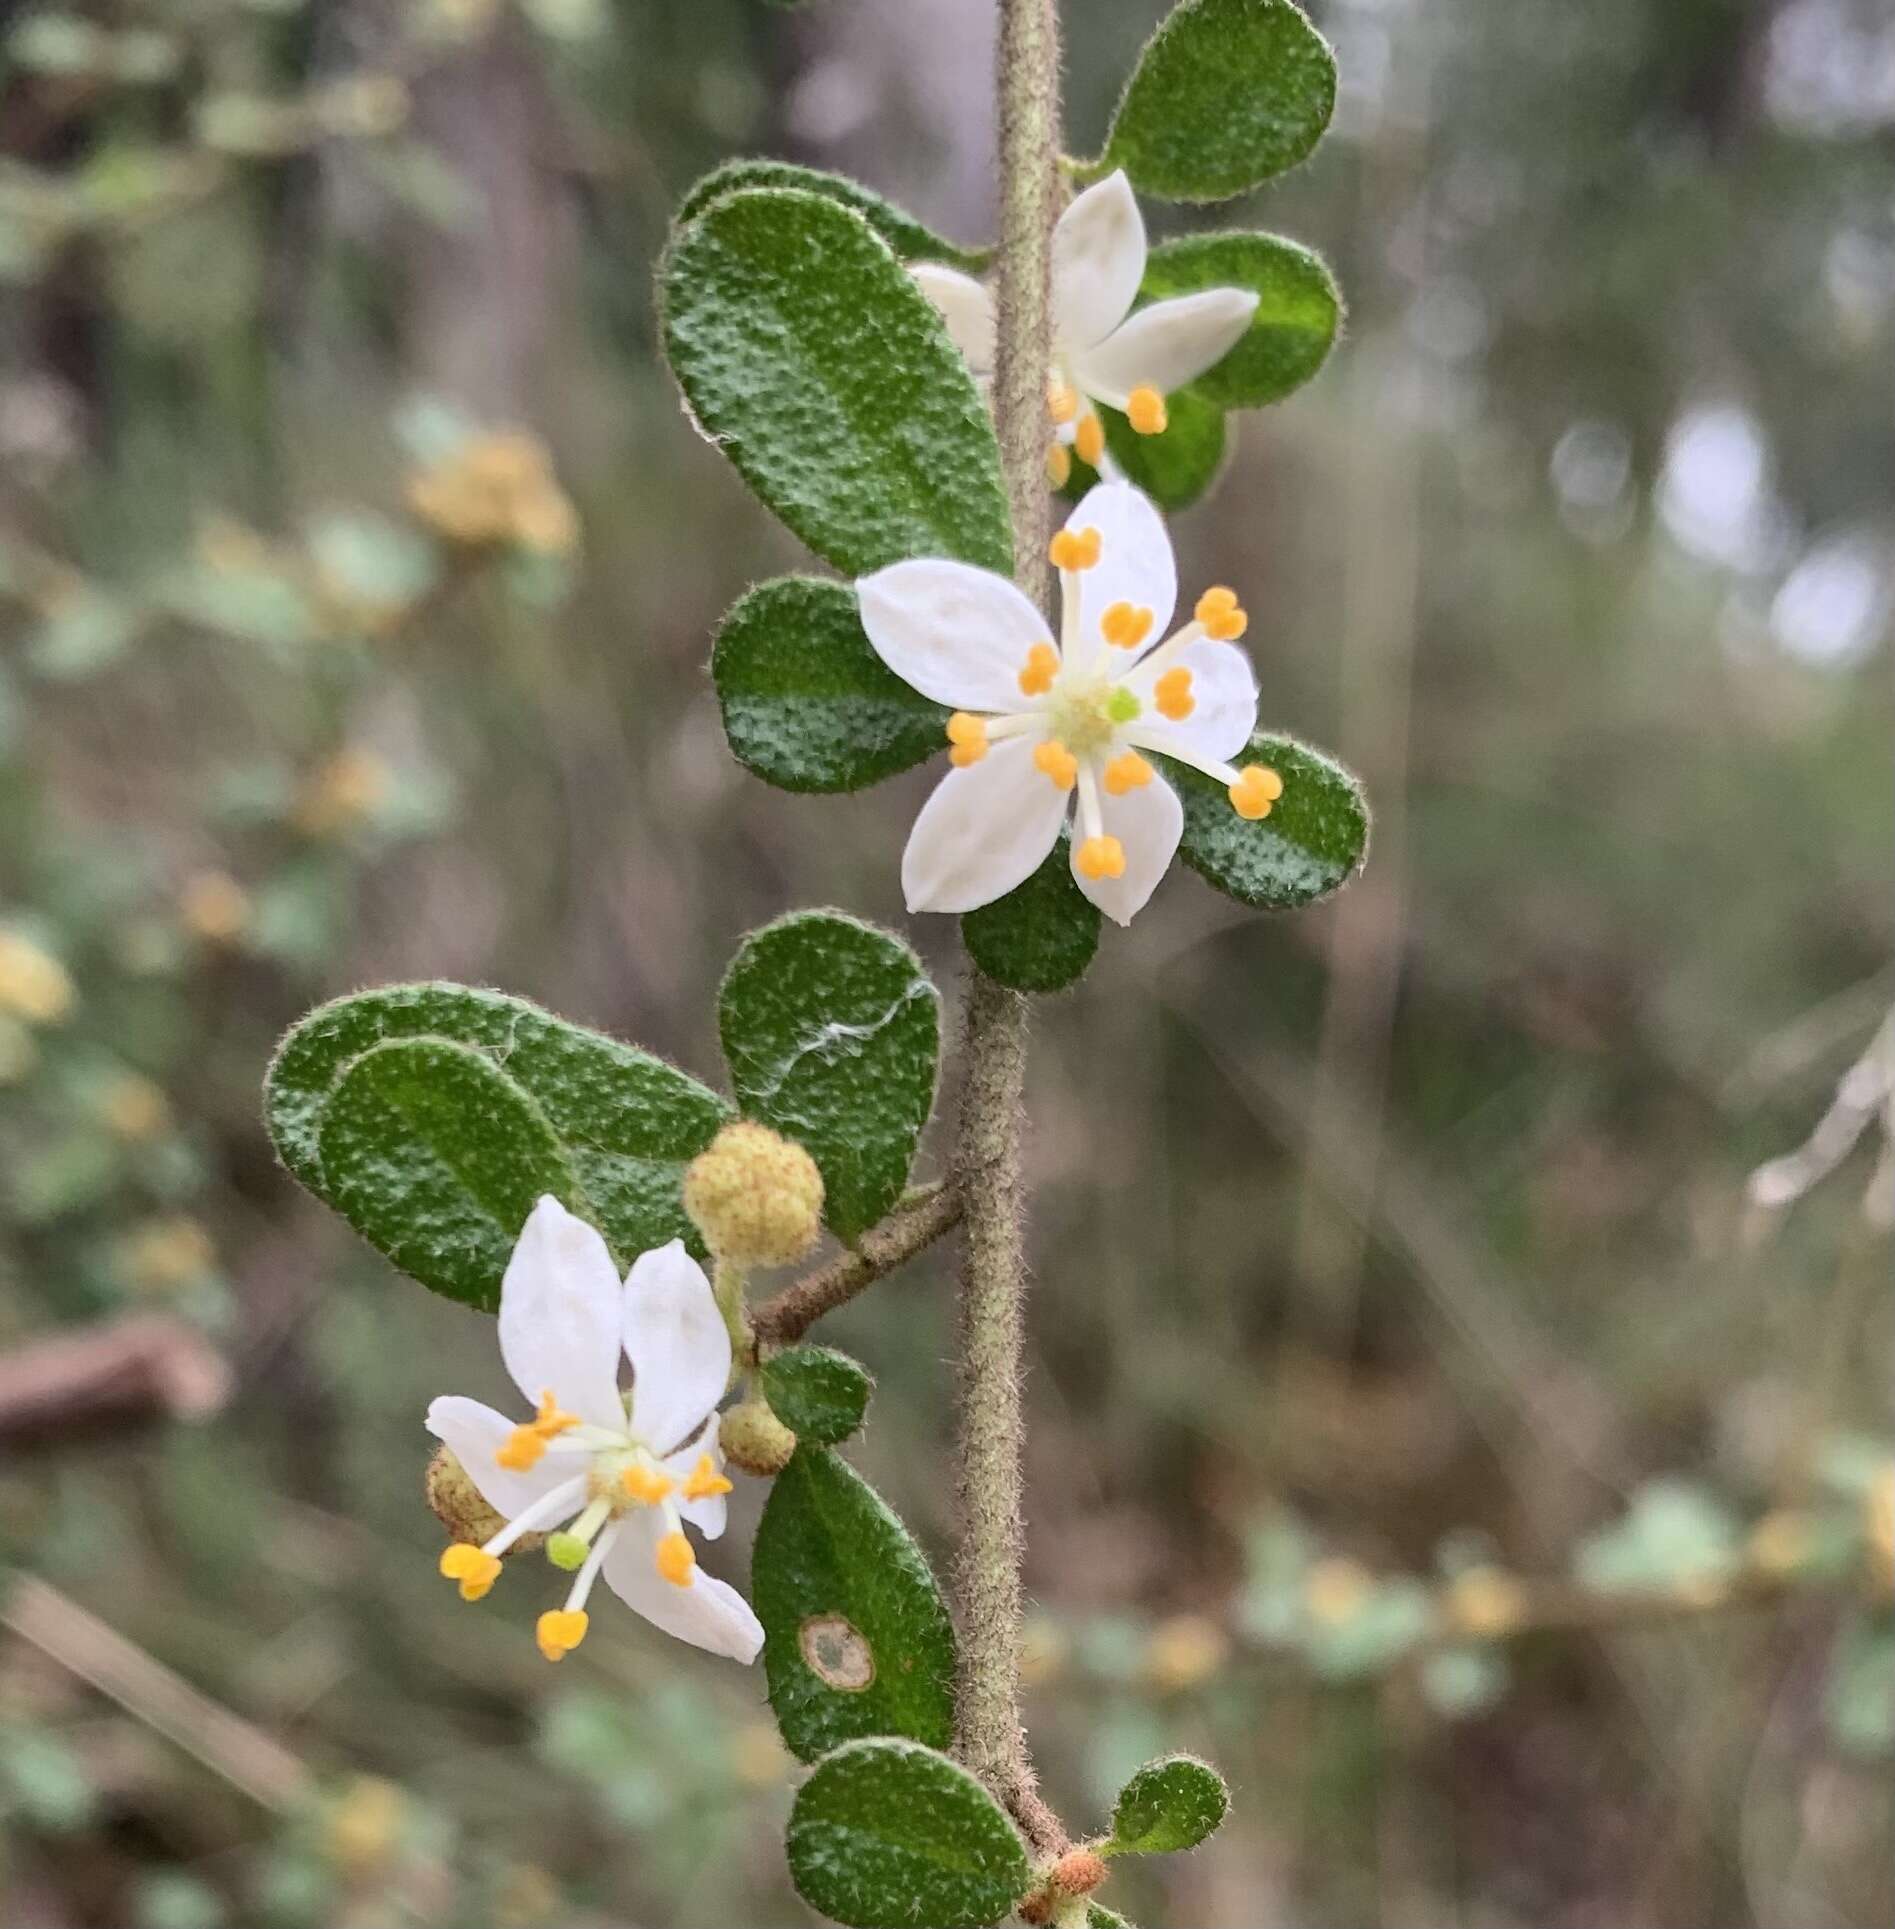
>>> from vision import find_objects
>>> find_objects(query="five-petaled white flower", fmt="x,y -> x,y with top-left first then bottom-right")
911,170 -> 1258,487
426,1197 -> 763,1665
858,479 -> 1283,926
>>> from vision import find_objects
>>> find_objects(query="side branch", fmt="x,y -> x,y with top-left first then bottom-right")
749,1184 -> 964,1345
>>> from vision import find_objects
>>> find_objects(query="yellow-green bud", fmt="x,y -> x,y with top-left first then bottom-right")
682,1121 -> 824,1268
720,1398 -> 798,1477
425,1445 -> 543,1554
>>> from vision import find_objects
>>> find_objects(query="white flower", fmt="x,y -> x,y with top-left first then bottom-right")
426,1197 -> 762,1665
911,170 -> 1258,486
858,480 -> 1283,926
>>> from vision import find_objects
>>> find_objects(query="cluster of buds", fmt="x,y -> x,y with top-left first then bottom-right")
1018,1848 -> 1109,1925
405,431 -> 578,557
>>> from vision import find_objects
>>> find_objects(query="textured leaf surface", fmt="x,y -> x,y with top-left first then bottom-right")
316,1039 -> 576,1311
1143,232 -> 1341,409
761,1346 -> 874,1446
753,1446 -> 954,1761
786,1738 -> 1029,1929
661,188 -> 1011,576
1099,388 -> 1228,511
960,832 -> 1101,993
719,912 -> 939,1242
713,577 -> 946,793
1104,0 -> 1336,202
267,983 -> 731,1304
1108,1755 -> 1230,1855
677,159 -> 983,270
1167,733 -> 1368,910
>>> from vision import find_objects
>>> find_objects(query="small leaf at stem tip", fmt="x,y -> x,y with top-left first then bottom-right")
718,911 -> 940,1243
1106,1754 -> 1230,1856
1100,0 -> 1337,203
753,1445 -> 955,1760
713,576 -> 948,794
786,1737 -> 1030,1928
676,158 -> 985,271
761,1345 -> 874,1444
960,830 -> 1103,993
660,187 -> 1012,577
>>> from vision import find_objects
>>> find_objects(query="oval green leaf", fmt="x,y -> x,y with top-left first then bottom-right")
1143,232 -> 1341,409
661,187 -> 1012,577
786,1737 -> 1029,1929
267,983 -> 733,1300
960,831 -> 1101,993
1166,732 -> 1368,910
713,577 -> 947,794
761,1345 -> 874,1445
1103,0 -> 1337,203
1107,1754 -> 1230,1856
753,1445 -> 954,1761
718,912 -> 940,1243
677,159 -> 984,271
315,1038 -> 576,1311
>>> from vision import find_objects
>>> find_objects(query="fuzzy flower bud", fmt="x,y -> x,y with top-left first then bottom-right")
719,1398 -> 798,1477
682,1121 -> 824,1268
425,1444 -> 545,1554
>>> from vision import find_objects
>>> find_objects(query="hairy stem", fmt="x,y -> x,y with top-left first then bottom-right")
948,0 -> 1065,1857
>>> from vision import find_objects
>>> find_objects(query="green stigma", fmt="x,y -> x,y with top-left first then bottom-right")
1106,686 -> 1142,724
546,1531 -> 588,1571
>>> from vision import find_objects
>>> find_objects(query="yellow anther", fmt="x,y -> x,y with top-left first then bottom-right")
1100,601 -> 1153,650
945,711 -> 990,767
1228,763 -> 1283,820
530,1389 -> 580,1437
1075,836 -> 1126,881
1153,666 -> 1195,721
1194,586 -> 1248,640
1127,386 -> 1168,435
1047,383 -> 1079,425
656,1530 -> 697,1587
1018,641 -> 1059,697
1074,413 -> 1105,469
535,1608 -> 589,1661
682,1454 -> 735,1502
497,1426 -> 548,1472
1045,442 -> 1072,489
1033,740 -> 1078,791
1103,751 -> 1153,796
620,1464 -> 676,1506
438,1543 -> 502,1602
1048,526 -> 1102,572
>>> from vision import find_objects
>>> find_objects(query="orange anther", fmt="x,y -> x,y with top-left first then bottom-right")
1154,667 -> 1195,721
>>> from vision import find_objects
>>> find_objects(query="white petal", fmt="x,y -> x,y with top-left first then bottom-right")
497,1197 -> 626,1429
663,1413 -> 730,1540
858,559 -> 1053,712
1073,768 -> 1183,926
602,1510 -> 764,1663
901,733 -> 1069,915
424,1394 -> 572,1520
910,264 -> 996,376
1060,481 -> 1177,672
1124,637 -> 1258,766
622,1240 -> 729,1456
1052,170 -> 1146,353
1069,288 -> 1259,409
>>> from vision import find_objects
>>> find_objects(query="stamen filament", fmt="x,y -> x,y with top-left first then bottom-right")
481,1475 -> 587,1559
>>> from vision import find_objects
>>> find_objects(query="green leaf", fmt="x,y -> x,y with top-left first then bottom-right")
786,1738 -> 1029,1929
1088,1909 -> 1135,1929
1107,1755 -> 1230,1856
713,577 -> 946,794
960,832 -> 1101,993
762,1345 -> 874,1445
1823,1614 -> 1895,1760
1301,1578 -> 1434,1680
1103,0 -> 1336,203
266,984 -> 732,1301
1099,388 -> 1228,511
753,1446 -> 955,1761
677,159 -> 983,271
1419,1645 -> 1510,1720
1167,733 -> 1369,909
1575,1478 -> 1742,1593
661,187 -> 1012,577
719,912 -> 939,1242
316,1039 -> 578,1311
1143,232 -> 1341,409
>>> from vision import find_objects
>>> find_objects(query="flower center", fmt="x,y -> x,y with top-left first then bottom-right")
1046,666 -> 1137,756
